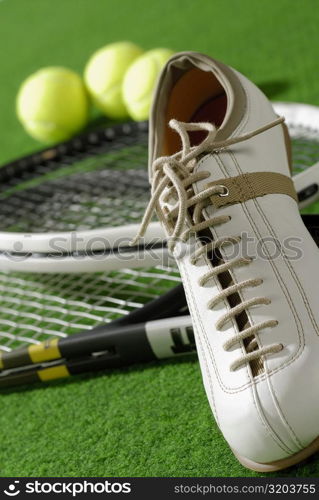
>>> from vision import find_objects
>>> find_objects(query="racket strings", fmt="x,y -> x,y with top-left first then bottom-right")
0,265 -> 180,352
1,167 -> 150,234
289,123 -> 319,171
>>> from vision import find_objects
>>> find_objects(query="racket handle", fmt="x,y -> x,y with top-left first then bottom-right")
0,316 -> 196,388
61,315 -> 195,364
302,214 -> 319,246
0,309 -> 194,371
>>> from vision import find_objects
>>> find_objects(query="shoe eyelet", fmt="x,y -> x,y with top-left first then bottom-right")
219,185 -> 229,197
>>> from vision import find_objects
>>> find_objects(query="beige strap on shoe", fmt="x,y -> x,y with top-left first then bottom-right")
208,172 -> 298,208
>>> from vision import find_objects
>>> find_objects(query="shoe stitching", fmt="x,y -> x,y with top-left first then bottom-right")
265,375 -> 303,450
227,81 -> 309,380
242,170 -> 311,450
191,151 -> 304,392
227,149 -> 305,372
213,151 -> 304,354
173,147 -> 286,392
177,190 -> 251,394
184,239 -> 249,393
239,153 -> 319,337
194,152 -> 253,384
180,272 -> 220,427
211,151 -> 302,453
208,150 -> 305,390
230,75 -> 317,341
250,380 -> 296,455
181,246 -> 251,394
255,197 -> 319,337
207,155 -> 301,454
228,150 -> 305,450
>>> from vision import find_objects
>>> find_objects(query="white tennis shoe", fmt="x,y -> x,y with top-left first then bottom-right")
134,52 -> 319,471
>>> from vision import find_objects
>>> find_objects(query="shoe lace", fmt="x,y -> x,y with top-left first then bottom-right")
132,117 -> 284,371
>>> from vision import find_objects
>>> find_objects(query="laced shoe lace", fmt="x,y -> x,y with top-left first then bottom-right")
132,117 -> 285,371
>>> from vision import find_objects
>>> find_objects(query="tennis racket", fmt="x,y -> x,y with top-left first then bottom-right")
0,101 -> 318,389
0,212 -> 318,388
0,102 -> 318,274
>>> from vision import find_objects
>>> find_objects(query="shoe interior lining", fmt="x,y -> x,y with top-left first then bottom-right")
164,68 -> 227,155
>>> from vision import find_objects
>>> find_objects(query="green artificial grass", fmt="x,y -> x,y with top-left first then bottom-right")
0,0 -> 318,477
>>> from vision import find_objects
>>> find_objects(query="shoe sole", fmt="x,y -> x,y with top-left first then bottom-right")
232,435 -> 319,472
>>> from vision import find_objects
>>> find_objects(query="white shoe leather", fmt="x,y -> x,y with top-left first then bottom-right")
136,52 -> 319,472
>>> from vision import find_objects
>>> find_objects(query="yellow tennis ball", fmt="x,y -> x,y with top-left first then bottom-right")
84,41 -> 143,119
123,48 -> 174,121
16,67 -> 89,143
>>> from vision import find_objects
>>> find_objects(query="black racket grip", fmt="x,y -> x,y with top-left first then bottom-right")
60,323 -> 157,366
302,214 -> 319,245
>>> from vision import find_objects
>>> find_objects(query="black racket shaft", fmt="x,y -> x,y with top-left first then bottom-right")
0,341 -> 195,388
303,214 -> 319,245
0,284 -> 188,371
0,314 -> 196,388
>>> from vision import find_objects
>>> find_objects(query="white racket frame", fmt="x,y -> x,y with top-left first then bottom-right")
0,101 -> 317,273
